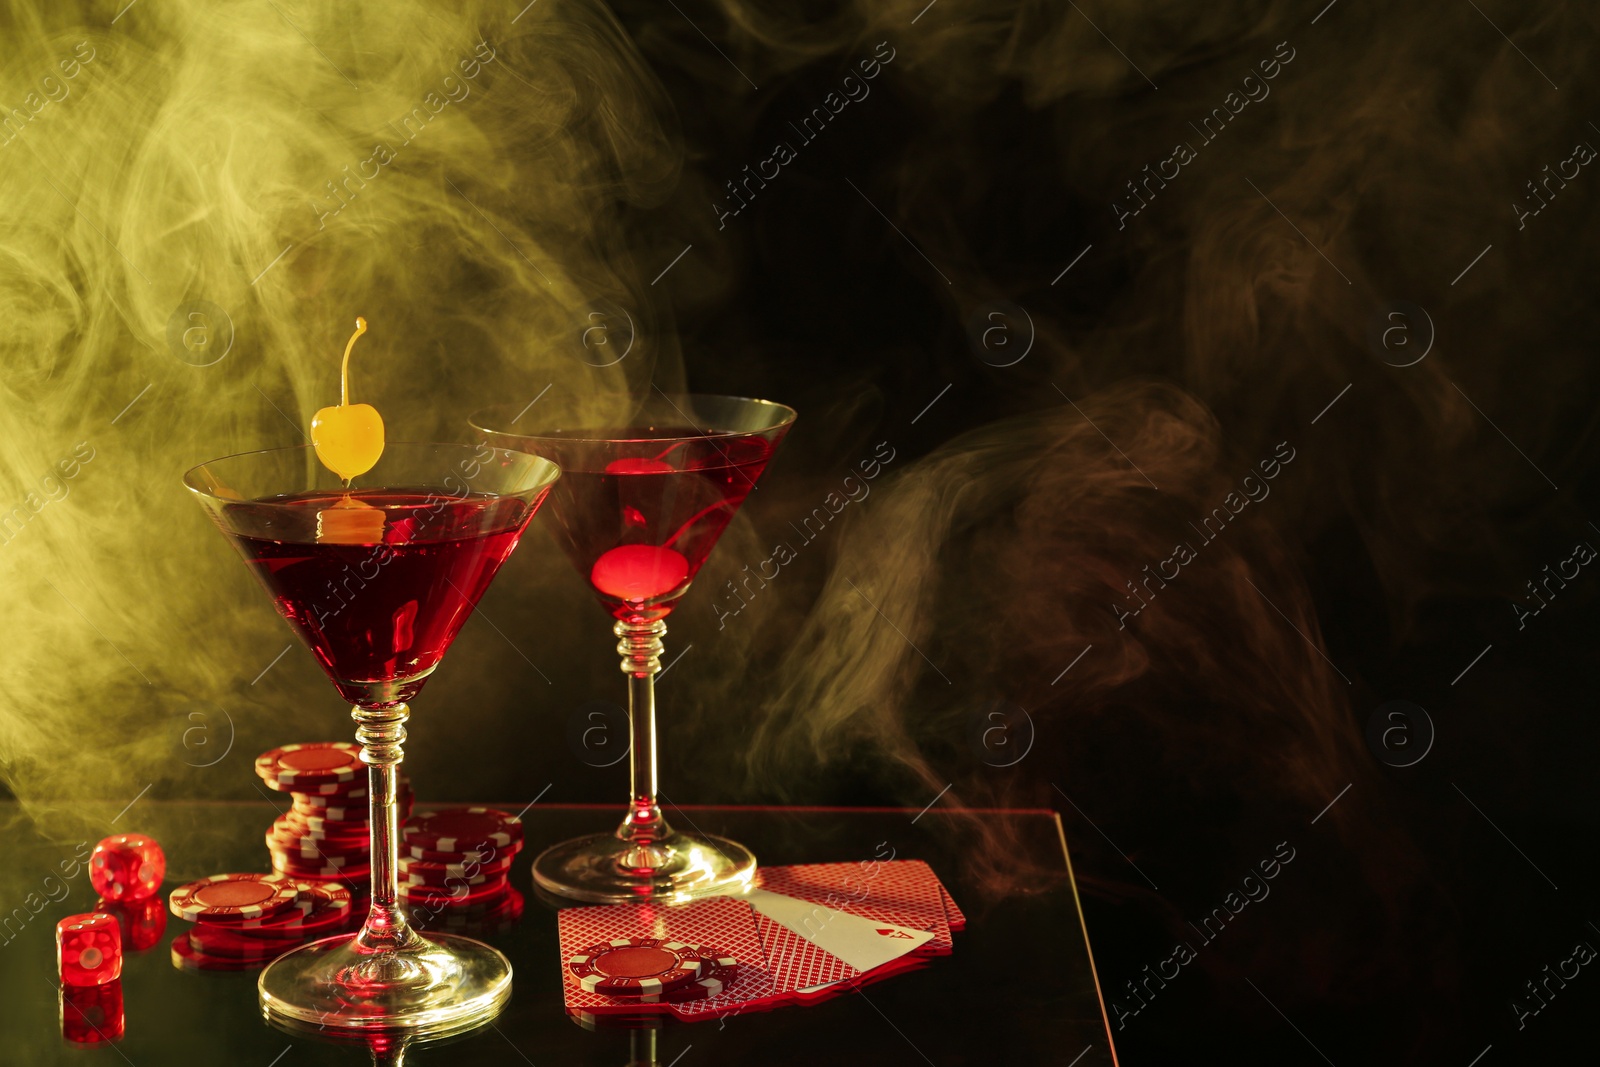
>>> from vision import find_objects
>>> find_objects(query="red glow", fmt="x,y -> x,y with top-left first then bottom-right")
591,544 -> 690,602
605,457 -> 676,475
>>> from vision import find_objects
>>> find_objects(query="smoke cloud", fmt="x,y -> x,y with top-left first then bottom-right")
0,0 -> 684,839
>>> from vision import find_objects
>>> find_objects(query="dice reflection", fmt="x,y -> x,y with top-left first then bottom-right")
96,894 -> 168,952
60,980 -> 125,1045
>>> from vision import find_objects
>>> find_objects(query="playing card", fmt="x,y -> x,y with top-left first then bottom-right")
746,888 -> 933,972
755,859 -> 954,954
750,909 -> 859,1001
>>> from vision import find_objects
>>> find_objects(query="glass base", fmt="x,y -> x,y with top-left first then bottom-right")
532,830 -> 756,904
258,932 -> 512,1036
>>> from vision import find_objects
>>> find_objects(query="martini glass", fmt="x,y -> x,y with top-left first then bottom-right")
184,442 -> 559,1034
471,394 -> 795,902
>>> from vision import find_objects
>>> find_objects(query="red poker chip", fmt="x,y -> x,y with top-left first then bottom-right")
171,931 -> 261,972
402,837 -> 523,865
267,833 -> 369,859
698,951 -> 739,973
269,854 -> 371,881
398,850 -> 516,886
396,878 -> 509,910
288,803 -> 406,833
263,889 -> 355,930
287,805 -> 366,827
224,897 -> 317,929
399,849 -> 517,877
271,813 -> 369,845
268,861 -> 368,884
279,861 -> 369,879
203,883 -> 355,937
291,777 -> 408,810
168,873 -> 300,922
267,839 -> 366,865
288,801 -> 412,826
262,776 -> 368,797
402,808 -> 521,854
267,853 -> 369,878
567,938 -> 703,996
275,871 -> 365,889
198,879 -> 322,930
268,852 -> 367,878
256,742 -> 364,790
277,807 -> 369,832
401,868 -> 494,889
650,950 -> 739,1003
190,903 -> 354,953
266,855 -> 366,874
265,830 -> 370,861
290,784 -> 411,816
289,788 -> 369,808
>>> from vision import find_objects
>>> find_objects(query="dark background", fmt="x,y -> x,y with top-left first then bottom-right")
4,1 -> 1599,1063
600,2 -> 1600,1063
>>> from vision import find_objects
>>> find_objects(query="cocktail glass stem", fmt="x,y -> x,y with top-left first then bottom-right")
614,618 -> 673,869
350,702 -> 426,963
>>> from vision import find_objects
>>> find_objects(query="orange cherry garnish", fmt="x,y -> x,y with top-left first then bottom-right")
311,317 -> 384,483
310,317 -> 387,543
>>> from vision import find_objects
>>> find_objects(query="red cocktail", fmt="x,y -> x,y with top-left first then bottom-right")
472,395 -> 794,902
537,427 -> 778,620
186,443 -> 560,1033
226,490 -> 536,705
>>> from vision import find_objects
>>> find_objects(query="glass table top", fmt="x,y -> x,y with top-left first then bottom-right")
0,803 -> 1117,1065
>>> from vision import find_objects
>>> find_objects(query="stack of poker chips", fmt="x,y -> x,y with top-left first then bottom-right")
398,807 -> 525,933
255,742 -> 413,888
166,873 -> 356,971
567,938 -> 741,1005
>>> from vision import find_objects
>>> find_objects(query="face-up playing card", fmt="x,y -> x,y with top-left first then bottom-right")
755,859 -> 954,955
740,889 -> 934,1002
556,896 -> 772,1017
747,888 -> 933,972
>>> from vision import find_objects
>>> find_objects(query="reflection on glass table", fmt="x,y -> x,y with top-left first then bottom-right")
0,804 -> 1117,1066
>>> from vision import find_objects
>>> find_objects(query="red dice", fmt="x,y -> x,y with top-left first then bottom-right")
95,895 -> 168,952
89,833 -> 165,902
57,912 -> 122,986
59,981 -> 125,1044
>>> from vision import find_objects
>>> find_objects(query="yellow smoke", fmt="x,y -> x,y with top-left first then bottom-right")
0,0 -> 681,838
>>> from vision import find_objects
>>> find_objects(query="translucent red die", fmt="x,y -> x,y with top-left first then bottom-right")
89,833 -> 166,902
59,980 -> 125,1044
96,894 -> 168,952
57,912 -> 122,986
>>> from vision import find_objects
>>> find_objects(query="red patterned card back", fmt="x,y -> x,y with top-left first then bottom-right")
940,884 -> 967,931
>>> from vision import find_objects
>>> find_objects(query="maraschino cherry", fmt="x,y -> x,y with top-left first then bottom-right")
311,317 -> 384,482
310,317 -> 385,544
